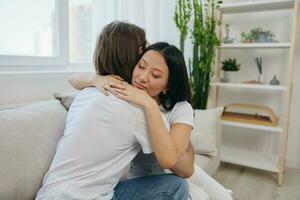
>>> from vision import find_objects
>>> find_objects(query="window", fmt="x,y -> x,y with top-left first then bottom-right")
69,0 -> 93,63
0,0 -> 172,69
0,0 -> 96,67
0,0 -> 56,57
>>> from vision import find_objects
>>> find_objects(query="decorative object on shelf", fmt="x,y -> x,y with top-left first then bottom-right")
242,80 -> 259,84
241,27 -> 277,43
255,57 -> 264,83
174,0 -> 222,109
222,103 -> 278,127
270,75 -> 280,85
221,58 -> 240,82
223,23 -> 234,43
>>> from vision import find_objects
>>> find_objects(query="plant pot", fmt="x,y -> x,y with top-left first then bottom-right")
256,34 -> 268,43
223,71 -> 239,83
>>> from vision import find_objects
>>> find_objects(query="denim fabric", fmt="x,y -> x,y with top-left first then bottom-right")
113,174 -> 189,200
127,151 -> 165,179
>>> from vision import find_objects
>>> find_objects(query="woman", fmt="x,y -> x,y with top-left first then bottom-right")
114,42 -> 202,199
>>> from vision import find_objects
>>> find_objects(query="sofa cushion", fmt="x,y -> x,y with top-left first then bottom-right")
0,99 -> 67,200
191,107 -> 223,157
53,92 -> 77,111
194,154 -> 220,176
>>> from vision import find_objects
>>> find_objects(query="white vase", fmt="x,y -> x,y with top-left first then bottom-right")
257,73 -> 265,83
223,71 -> 238,83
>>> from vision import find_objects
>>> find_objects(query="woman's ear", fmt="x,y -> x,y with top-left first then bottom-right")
139,47 -> 143,54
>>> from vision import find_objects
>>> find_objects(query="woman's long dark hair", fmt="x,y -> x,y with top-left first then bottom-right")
139,42 -> 192,111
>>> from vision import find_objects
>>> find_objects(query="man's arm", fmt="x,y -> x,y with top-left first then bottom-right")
169,141 -> 195,178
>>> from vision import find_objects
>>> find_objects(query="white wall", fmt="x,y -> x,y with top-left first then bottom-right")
0,0 -> 299,168
0,72 -> 79,106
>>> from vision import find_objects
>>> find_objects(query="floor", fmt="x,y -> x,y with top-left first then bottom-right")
213,163 -> 300,200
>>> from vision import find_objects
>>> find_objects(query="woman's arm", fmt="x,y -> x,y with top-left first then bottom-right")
69,73 -> 124,95
143,101 -> 191,169
116,85 -> 191,169
169,141 -> 195,178
69,73 -> 95,90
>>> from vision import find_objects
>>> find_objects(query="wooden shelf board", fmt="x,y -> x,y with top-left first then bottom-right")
220,43 -> 291,49
210,82 -> 287,91
221,120 -> 283,133
221,146 -> 279,173
218,0 -> 295,13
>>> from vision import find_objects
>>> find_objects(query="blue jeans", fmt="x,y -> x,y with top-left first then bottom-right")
113,174 -> 189,200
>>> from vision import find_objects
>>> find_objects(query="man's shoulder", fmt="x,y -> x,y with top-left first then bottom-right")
84,89 -> 144,116
72,87 -> 144,118
110,99 -> 144,118
75,87 -> 103,102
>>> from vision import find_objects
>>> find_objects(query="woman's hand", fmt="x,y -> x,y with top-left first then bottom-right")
92,75 -> 125,96
115,82 -> 156,108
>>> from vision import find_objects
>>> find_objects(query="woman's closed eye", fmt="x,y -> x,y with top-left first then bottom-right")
152,73 -> 161,79
138,64 -> 146,69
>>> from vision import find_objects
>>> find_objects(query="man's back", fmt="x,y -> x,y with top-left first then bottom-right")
36,87 -> 152,200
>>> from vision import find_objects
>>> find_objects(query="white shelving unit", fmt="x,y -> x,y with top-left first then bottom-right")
219,0 -> 295,13
210,82 -> 287,91
213,0 -> 300,185
221,146 -> 279,173
221,120 -> 283,133
220,43 -> 291,49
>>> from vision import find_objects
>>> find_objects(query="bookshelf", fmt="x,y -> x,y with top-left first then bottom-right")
213,0 -> 300,185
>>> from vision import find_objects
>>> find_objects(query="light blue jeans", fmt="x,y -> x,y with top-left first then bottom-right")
113,174 -> 189,200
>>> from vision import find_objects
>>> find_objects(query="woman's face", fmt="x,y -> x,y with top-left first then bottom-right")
132,50 -> 169,102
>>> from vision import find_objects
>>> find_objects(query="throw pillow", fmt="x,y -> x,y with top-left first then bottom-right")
53,92 -> 77,110
191,107 -> 223,157
0,100 -> 67,200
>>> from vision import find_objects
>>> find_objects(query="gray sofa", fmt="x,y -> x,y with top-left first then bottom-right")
0,96 -> 220,200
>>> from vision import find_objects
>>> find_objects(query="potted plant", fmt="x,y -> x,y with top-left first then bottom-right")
174,0 -> 222,109
241,32 -> 253,43
241,28 -> 276,43
221,58 -> 241,82
174,0 -> 192,54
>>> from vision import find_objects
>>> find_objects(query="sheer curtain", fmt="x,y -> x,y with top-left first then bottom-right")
91,0 -> 179,47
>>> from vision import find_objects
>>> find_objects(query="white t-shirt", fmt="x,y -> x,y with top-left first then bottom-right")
127,101 -> 194,178
162,101 -> 194,127
36,87 -> 160,200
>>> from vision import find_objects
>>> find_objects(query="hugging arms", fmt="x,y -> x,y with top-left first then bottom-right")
69,44 -> 195,178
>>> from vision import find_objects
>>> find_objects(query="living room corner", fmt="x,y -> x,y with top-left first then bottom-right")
1,1 -> 300,200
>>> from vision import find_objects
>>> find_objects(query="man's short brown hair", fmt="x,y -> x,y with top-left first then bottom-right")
93,21 -> 147,83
